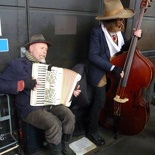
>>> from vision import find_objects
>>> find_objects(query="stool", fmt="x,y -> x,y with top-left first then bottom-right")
20,121 -> 46,155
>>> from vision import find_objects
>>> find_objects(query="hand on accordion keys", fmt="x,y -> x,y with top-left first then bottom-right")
73,85 -> 81,97
24,77 -> 37,90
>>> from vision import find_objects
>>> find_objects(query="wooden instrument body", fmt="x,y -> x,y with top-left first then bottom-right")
99,49 -> 154,135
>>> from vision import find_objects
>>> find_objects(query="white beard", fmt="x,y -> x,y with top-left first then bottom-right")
40,59 -> 46,63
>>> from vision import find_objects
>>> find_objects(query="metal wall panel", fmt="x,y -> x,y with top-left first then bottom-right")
0,0 -> 25,6
0,6 -> 27,72
0,0 -> 101,72
28,8 -> 98,68
128,0 -> 155,57
138,17 -> 155,51
0,0 -> 154,70
26,0 -> 102,68
29,0 -> 101,12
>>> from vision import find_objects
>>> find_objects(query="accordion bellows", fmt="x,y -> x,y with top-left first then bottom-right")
30,63 -> 81,107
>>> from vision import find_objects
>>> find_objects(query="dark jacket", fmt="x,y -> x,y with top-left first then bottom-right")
88,25 -> 131,87
0,57 -> 42,119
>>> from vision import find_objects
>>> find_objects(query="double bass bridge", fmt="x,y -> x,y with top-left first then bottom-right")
114,95 -> 129,103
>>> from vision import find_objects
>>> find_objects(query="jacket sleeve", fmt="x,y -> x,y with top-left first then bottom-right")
0,60 -> 20,94
88,27 -> 113,72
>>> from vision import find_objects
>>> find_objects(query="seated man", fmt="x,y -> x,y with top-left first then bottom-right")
0,34 -> 81,155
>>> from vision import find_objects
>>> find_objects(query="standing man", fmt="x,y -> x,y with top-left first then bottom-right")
87,0 -> 142,146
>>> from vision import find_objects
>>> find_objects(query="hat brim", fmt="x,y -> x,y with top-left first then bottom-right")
25,41 -> 52,49
96,9 -> 135,21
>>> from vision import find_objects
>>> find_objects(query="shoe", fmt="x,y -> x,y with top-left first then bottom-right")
62,134 -> 76,155
49,143 -> 63,155
87,132 -> 105,146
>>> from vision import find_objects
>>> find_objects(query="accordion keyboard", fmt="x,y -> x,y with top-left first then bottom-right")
30,63 -> 81,107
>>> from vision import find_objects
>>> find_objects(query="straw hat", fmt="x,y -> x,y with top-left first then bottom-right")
25,34 -> 52,49
96,0 -> 135,21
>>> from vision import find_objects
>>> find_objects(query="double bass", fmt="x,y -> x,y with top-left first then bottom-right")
99,0 -> 154,137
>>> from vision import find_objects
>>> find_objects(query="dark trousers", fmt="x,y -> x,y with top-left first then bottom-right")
88,86 -> 106,133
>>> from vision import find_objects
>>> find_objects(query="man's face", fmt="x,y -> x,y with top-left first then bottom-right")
29,43 -> 48,63
116,18 -> 125,31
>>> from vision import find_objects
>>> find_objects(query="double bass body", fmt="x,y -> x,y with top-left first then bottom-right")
99,49 -> 154,135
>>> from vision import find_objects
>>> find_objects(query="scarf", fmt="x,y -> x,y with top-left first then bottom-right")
25,51 -> 46,63
101,23 -> 125,57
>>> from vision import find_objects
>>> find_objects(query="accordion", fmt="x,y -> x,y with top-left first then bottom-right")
30,63 -> 81,107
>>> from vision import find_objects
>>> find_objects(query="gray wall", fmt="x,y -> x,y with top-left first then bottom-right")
0,0 -> 102,72
1,0 -> 155,72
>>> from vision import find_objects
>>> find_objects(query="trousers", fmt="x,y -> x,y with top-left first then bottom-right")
24,105 -> 75,145
88,85 -> 106,133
